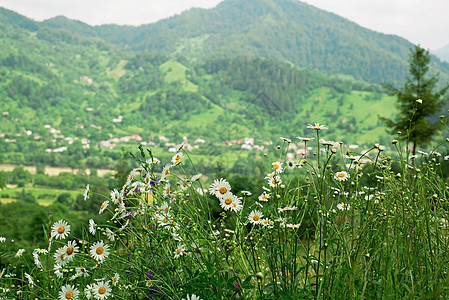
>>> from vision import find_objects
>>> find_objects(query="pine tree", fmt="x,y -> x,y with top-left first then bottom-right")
380,45 -> 448,155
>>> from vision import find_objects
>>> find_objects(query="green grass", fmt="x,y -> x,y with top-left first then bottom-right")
0,186 -> 83,206
159,60 -> 198,92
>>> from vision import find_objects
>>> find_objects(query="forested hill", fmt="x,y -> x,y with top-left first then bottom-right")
39,0 -> 449,85
0,4 -> 409,168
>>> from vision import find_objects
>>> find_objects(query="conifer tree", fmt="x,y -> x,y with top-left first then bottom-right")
380,45 -> 448,155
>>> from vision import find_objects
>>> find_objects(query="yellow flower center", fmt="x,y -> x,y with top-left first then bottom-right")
232,203 -> 237,207
170,220 -> 177,225
338,172 -> 346,178
113,276 -> 117,282
164,207 -> 169,214
130,174 -> 134,180
262,195 -> 267,199
166,188 -> 170,194
253,215 -> 260,221
219,187 -> 227,194
225,198 -> 232,205
176,248 -> 181,254
272,179 -> 276,185
80,268 -> 86,273
165,169 -> 169,175
65,291 -> 73,299
66,247 -> 73,255
60,254 -> 65,260
273,164 -> 279,169
58,226 -> 65,234
147,281 -> 152,287
96,247 -> 104,255
101,203 -> 105,209
118,197 -> 122,204
99,287 -> 106,294
176,155 -> 181,160
284,206 -> 290,210
163,218 -> 168,223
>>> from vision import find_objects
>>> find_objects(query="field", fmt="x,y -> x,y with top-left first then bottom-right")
0,186 -> 83,206
0,164 -> 115,177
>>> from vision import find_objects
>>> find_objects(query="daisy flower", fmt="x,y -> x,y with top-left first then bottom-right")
176,142 -> 187,151
307,123 -> 328,130
125,168 -> 138,186
260,218 -> 273,227
162,182 -> 171,198
89,219 -> 96,235
209,178 -> 231,198
84,284 -> 94,299
160,202 -> 170,214
277,206 -> 298,212
272,161 -> 283,173
110,189 -> 119,204
230,196 -> 243,212
64,240 -> 79,262
320,140 -> 334,146
90,241 -> 110,263
296,136 -> 314,141
84,184 -> 90,201
75,267 -> 89,278
248,210 -> 263,225
54,246 -> 70,267
180,179 -> 191,191
92,281 -> 111,300
219,193 -> 241,212
258,192 -> 271,202
99,200 -> 109,214
286,223 -> 301,229
334,171 -> 350,181
54,264 -> 64,278
105,228 -> 115,241
172,152 -> 184,166
33,253 -> 42,268
112,273 -> 120,286
0,237 -> 5,243
268,175 -> 282,188
51,220 -> 71,240
337,203 -> 351,210
24,272 -> 34,287
174,244 -> 186,259
161,164 -> 171,180
59,284 -> 80,300
15,249 -> 25,258
286,159 -> 295,169
191,173 -> 202,182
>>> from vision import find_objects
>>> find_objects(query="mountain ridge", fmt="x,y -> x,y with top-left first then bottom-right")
34,0 -> 449,85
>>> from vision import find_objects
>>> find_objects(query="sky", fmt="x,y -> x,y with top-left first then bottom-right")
0,0 -> 448,50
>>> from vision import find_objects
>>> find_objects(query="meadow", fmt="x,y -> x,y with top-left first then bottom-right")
0,122 -> 448,299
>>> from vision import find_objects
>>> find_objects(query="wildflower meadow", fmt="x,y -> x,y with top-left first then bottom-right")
1,121 -> 449,299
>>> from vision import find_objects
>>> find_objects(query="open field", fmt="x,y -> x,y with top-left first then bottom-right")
0,164 -> 115,177
0,186 -> 83,206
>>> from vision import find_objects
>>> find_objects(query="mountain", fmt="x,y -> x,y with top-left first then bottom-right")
433,43 -> 449,63
41,0 -> 449,85
0,6 -> 405,170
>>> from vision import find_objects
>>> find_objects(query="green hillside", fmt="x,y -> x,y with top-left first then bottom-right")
41,0 -> 449,85
0,4 -> 446,172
